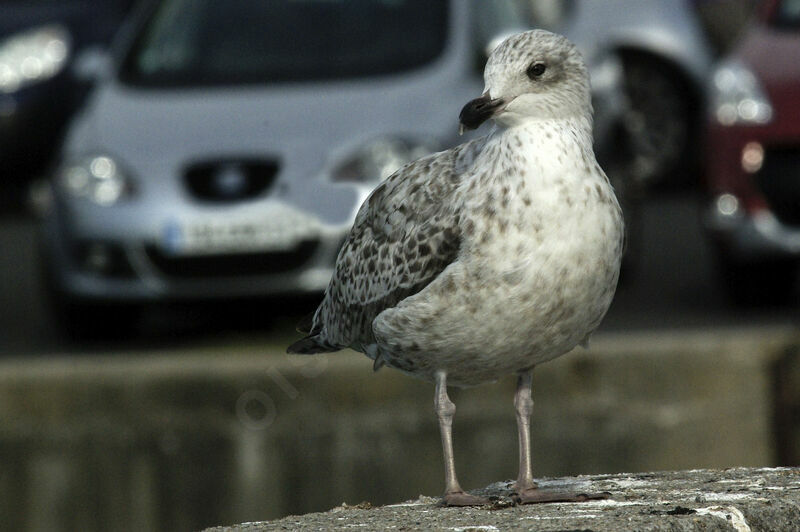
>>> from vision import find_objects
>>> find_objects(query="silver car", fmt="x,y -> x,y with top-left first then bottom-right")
38,0 -> 528,338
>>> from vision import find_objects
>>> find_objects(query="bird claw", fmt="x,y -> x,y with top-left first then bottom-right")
512,488 -> 611,505
443,490 -> 489,506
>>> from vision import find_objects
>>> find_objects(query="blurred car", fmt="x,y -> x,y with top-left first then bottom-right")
38,0 -> 530,338
702,0 -> 800,303
0,0 -> 134,211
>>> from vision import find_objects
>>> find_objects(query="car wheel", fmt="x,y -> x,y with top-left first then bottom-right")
619,52 -> 696,189
50,296 -> 142,343
40,255 -> 141,342
716,254 -> 798,306
597,121 -> 644,282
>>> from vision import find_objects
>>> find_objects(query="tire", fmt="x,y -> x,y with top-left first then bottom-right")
39,253 -> 141,343
597,120 -> 644,282
716,254 -> 798,306
49,295 -> 142,343
619,53 -> 696,189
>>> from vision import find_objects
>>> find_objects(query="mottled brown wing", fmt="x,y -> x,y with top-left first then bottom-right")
311,138 -> 483,350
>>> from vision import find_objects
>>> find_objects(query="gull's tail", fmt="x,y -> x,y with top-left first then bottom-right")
288,306 -> 342,354
287,333 -> 340,354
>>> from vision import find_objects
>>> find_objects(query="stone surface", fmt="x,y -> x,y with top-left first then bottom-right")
207,467 -> 800,531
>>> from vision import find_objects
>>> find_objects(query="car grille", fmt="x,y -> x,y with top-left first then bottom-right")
755,147 -> 800,227
144,240 -> 318,278
184,159 -> 279,202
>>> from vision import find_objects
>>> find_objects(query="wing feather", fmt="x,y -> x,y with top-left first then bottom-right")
309,138 -> 483,350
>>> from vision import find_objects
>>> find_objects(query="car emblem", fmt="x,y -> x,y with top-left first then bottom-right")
213,164 -> 248,197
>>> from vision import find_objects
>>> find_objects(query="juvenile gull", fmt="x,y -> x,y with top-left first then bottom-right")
288,29 -> 624,506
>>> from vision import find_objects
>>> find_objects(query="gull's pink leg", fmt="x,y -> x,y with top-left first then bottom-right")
513,369 -> 610,504
435,371 -> 488,506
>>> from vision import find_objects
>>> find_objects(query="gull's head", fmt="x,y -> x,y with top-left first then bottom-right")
459,30 -> 591,131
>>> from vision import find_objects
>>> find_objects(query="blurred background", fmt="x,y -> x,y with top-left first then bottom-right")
1,0 -> 799,530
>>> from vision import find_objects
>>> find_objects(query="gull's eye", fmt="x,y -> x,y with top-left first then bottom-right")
526,62 -> 546,79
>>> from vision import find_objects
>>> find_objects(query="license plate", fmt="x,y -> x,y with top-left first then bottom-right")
161,214 -> 319,256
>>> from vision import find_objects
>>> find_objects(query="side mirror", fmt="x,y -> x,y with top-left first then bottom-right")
71,46 -> 113,83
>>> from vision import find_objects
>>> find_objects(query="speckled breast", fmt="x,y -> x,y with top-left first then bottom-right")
373,173 -> 624,387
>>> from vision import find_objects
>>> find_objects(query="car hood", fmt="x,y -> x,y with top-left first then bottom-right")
77,73 -> 468,174
64,69 -> 477,225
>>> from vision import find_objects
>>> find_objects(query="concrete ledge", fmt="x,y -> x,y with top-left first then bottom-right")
208,467 -> 800,531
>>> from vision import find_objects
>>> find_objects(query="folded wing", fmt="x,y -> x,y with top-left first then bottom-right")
288,138 -> 483,354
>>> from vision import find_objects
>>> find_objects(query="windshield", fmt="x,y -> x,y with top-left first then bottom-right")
119,0 -> 449,87
774,0 -> 800,28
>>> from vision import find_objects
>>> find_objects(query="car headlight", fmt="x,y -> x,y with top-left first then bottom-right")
709,59 -> 772,126
57,155 -> 135,206
331,137 -> 437,183
0,24 -> 71,93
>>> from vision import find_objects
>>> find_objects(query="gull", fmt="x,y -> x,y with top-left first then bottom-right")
288,29 -> 624,506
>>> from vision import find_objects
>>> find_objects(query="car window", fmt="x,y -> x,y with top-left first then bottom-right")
0,0 -> 62,4
119,0 -> 449,87
774,0 -> 800,28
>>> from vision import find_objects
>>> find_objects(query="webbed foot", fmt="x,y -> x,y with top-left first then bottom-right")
443,490 -> 490,506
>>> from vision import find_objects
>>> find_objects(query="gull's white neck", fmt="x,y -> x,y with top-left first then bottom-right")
494,113 -> 593,141
481,114 -> 598,183
490,114 -> 594,155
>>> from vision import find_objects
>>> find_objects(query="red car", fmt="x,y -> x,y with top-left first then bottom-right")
703,0 -> 800,303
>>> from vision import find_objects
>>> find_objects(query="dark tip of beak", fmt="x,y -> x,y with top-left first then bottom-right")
459,94 -> 505,131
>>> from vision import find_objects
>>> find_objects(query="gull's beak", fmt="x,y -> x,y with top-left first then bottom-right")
458,92 -> 505,135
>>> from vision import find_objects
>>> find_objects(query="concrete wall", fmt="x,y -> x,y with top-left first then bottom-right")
0,326 -> 797,531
